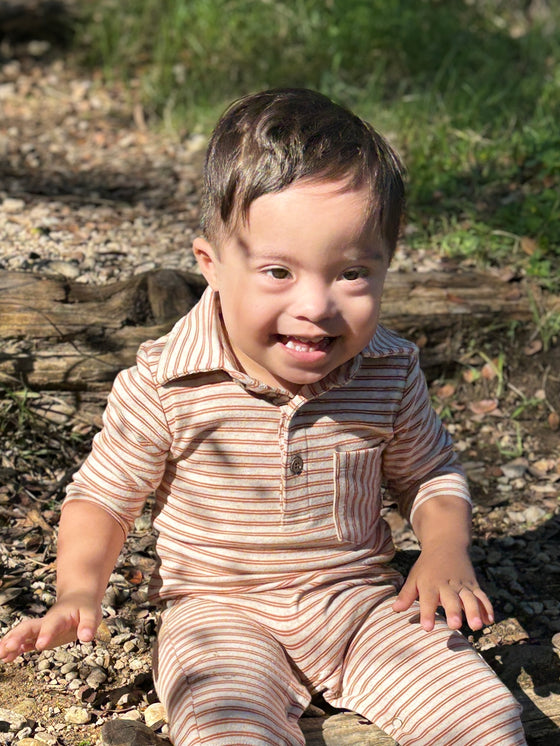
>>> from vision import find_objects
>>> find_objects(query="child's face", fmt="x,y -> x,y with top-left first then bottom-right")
194,179 -> 389,395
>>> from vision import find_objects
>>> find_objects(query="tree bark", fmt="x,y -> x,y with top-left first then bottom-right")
0,268 -> 556,391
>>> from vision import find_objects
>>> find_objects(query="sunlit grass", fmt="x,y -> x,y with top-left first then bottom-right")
75,0 -> 560,286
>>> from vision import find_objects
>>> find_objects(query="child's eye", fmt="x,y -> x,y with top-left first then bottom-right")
341,267 -> 369,281
264,266 -> 291,280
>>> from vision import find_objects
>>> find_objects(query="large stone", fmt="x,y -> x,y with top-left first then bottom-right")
0,708 -> 28,732
101,719 -> 166,746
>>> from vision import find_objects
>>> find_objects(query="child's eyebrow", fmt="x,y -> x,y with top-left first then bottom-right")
237,236 -> 387,264
237,240 -> 299,265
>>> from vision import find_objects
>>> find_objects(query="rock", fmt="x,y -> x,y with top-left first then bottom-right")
16,740 -> 42,746
1,198 -> 25,214
0,709 -> 28,732
96,620 -> 113,644
53,649 -> 75,665
16,728 -> 34,741
64,707 -> 91,725
500,458 -> 528,479
101,719 -> 165,746
10,699 -> 36,720
44,260 -> 81,279
120,712 -> 143,723
86,668 -> 108,688
143,703 -> 167,730
60,662 -> 78,675
33,733 -> 58,746
522,505 -> 547,524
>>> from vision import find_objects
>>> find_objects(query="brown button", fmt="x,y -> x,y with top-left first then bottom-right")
290,454 -> 304,475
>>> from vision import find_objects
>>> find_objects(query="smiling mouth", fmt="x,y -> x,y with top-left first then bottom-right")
278,335 -> 335,352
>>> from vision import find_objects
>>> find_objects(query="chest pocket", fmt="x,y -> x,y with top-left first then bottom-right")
333,446 -> 383,545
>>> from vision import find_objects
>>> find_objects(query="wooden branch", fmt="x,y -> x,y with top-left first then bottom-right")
300,683 -> 560,746
1,268 -> 556,391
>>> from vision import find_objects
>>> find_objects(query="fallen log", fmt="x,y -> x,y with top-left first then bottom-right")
300,682 -> 560,746
0,0 -> 74,44
300,641 -> 560,745
0,268 -> 556,391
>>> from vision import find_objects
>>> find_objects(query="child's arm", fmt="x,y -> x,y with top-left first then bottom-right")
0,501 -> 125,662
392,494 -> 494,632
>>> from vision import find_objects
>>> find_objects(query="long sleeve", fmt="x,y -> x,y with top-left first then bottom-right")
381,349 -> 470,522
63,345 -> 173,535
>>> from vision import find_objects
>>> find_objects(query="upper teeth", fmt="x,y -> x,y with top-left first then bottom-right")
284,336 -> 327,351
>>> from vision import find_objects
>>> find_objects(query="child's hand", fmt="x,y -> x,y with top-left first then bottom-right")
0,593 -> 101,663
392,546 -> 494,632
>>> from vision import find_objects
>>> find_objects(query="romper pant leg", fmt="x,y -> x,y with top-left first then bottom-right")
324,596 -> 526,746
152,597 -> 311,746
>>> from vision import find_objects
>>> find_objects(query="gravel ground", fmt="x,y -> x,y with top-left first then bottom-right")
1,39 -> 559,746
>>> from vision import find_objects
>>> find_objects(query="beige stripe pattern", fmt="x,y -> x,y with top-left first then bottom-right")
153,590 -> 525,745
64,288 -> 526,744
65,289 -> 471,601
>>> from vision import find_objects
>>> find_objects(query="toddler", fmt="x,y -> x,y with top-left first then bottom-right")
0,88 -> 526,746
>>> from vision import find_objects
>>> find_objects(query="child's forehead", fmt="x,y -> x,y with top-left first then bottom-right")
244,177 -> 371,219
219,180 -> 388,261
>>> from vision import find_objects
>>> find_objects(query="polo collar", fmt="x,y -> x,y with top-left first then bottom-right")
155,287 -> 238,385
155,287 -> 411,390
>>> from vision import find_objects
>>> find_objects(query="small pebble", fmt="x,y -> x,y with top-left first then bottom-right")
119,711 -> 143,722
143,703 -> 167,730
33,733 -> 58,746
1,198 -> 25,213
86,668 -> 108,688
64,707 -> 91,725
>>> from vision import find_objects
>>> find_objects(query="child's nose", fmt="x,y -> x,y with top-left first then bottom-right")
292,280 -> 336,322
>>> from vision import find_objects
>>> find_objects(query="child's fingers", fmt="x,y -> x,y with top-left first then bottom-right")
418,587 -> 440,631
461,588 -> 494,629
439,585 -> 494,631
392,577 -> 418,612
474,588 -> 494,625
0,619 -> 42,661
35,612 -> 79,650
76,609 -> 100,643
440,586 -> 471,630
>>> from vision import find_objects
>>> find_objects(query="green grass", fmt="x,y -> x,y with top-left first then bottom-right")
75,0 -> 560,288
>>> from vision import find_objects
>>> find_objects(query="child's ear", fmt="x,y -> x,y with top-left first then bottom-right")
193,237 -> 220,290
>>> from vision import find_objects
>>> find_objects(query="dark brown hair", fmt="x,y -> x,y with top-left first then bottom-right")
200,88 -> 405,257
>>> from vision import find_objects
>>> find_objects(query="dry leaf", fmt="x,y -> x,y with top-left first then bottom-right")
548,411 -> 560,431
124,568 -> 144,585
469,399 -> 499,415
523,339 -> 543,356
481,361 -> 498,380
437,383 -> 456,398
462,368 -> 479,384
521,236 -> 538,255
533,458 -> 554,474
22,507 -> 54,534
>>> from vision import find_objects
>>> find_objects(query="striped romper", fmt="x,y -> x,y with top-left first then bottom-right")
64,288 -> 526,745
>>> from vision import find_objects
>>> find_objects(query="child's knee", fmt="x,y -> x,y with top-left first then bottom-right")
152,600 -> 310,746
